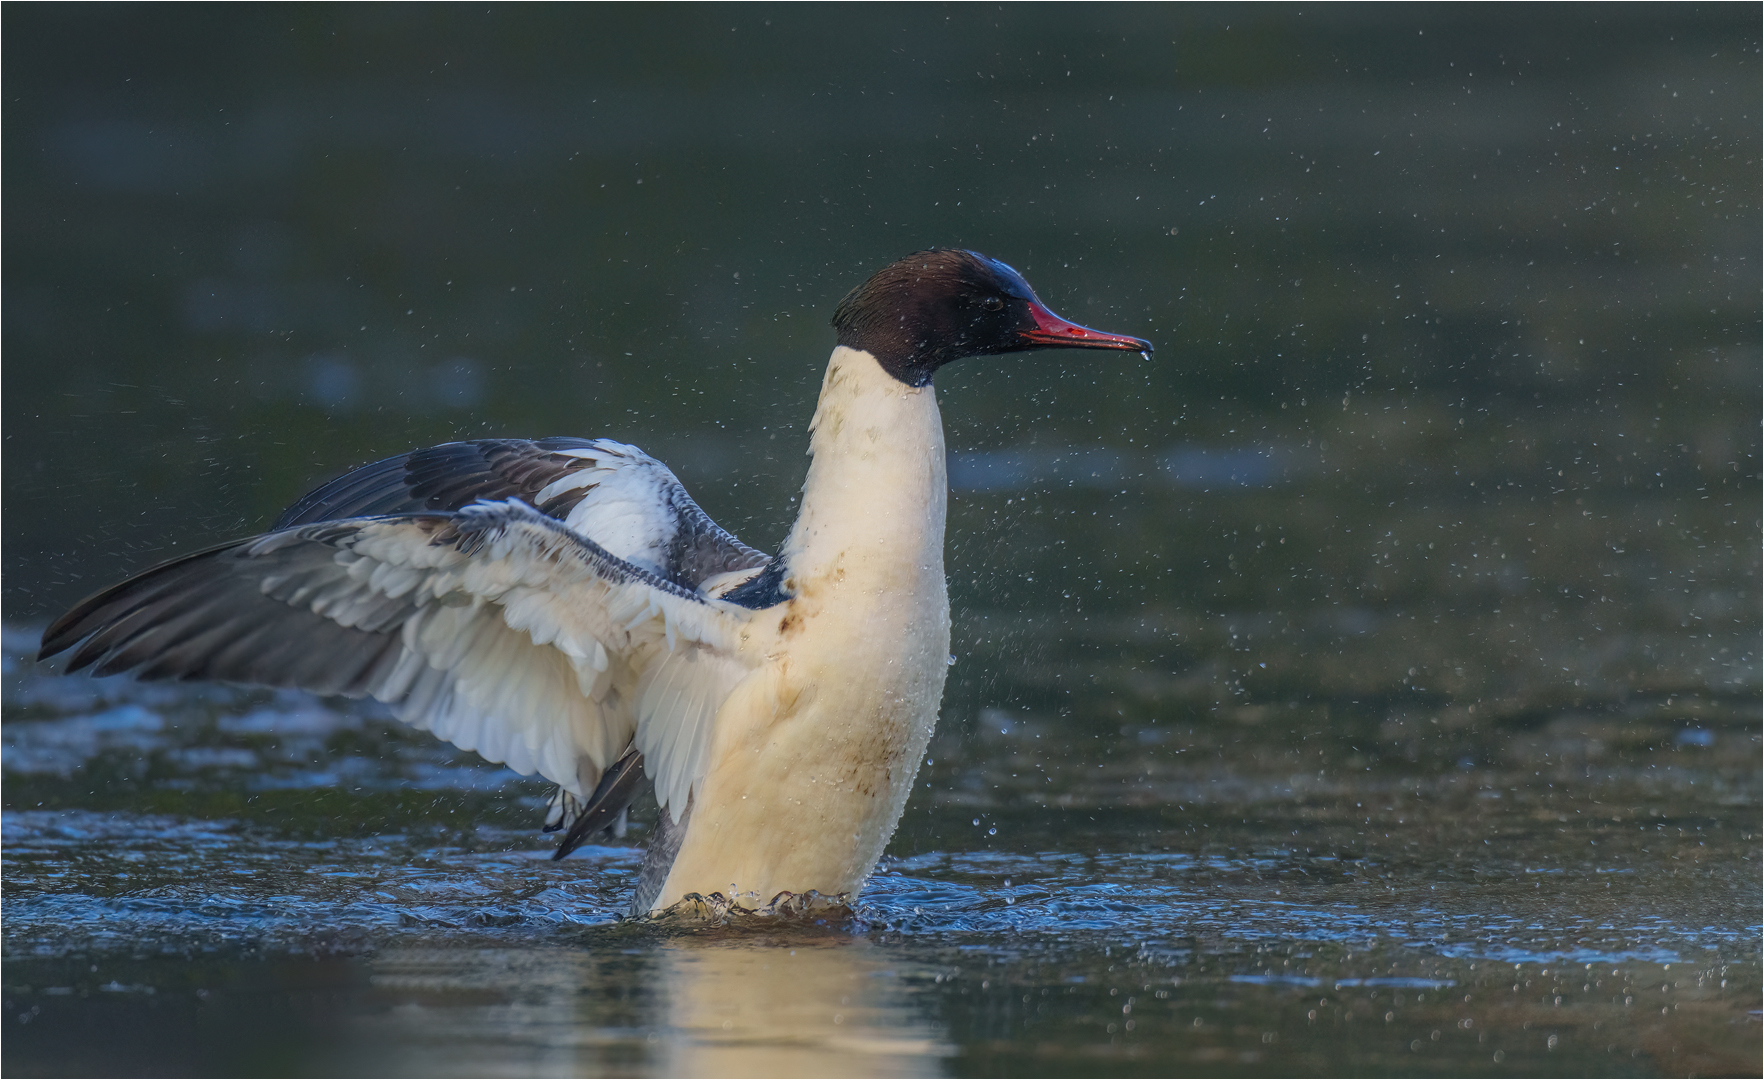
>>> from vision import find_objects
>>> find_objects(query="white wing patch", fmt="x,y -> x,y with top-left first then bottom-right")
395,603 -> 621,786
536,440 -> 686,577
287,500 -> 754,809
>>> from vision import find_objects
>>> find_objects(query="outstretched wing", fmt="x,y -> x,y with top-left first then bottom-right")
39,499 -> 760,829
273,438 -> 770,590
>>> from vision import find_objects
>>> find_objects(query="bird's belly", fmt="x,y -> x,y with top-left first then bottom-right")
652,585 -> 950,909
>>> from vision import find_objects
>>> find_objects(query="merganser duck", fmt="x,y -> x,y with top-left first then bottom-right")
38,249 -> 1151,915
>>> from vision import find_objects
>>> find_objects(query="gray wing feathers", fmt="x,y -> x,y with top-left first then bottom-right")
40,537 -> 414,696
272,437 -> 770,590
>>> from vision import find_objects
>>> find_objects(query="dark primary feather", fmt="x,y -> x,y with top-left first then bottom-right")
36,527 -> 428,692
549,746 -> 647,860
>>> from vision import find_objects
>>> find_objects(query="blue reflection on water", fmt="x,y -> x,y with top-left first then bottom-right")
7,812 -> 1730,974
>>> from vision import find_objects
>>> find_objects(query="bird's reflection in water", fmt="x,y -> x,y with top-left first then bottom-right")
350,930 -> 947,1077
652,932 -> 948,1076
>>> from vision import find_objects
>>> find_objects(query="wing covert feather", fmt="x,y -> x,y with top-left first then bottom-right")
272,438 -> 770,591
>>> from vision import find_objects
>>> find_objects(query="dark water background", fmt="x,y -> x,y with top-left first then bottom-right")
3,6 -> 1759,1076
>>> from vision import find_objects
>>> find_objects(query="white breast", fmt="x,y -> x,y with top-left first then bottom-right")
653,346 -> 952,905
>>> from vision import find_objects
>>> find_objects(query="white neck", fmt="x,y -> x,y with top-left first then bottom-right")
781,346 -> 947,592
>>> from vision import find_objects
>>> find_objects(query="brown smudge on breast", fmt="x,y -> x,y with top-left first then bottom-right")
856,769 -> 887,799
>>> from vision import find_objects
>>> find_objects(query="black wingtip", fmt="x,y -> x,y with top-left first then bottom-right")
34,537 -> 264,667
37,622 -> 72,664
38,587 -> 129,666
549,747 -> 646,860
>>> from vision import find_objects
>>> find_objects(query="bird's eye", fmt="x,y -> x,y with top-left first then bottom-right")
982,296 -> 1004,312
